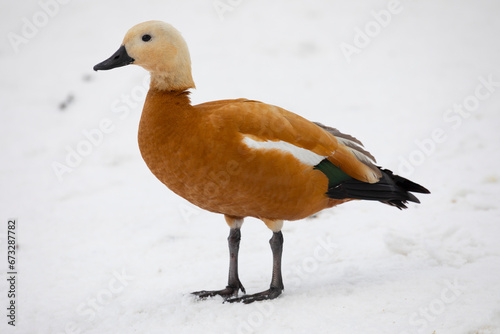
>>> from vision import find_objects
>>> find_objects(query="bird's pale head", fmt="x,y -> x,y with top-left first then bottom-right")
94,21 -> 195,91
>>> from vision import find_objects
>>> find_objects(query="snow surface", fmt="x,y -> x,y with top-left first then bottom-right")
1,0 -> 500,333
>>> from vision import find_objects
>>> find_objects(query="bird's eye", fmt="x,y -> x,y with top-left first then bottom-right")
142,34 -> 152,42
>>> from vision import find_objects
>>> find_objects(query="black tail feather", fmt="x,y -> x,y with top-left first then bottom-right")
326,168 -> 430,210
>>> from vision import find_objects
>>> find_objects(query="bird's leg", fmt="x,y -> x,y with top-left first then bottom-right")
228,220 -> 284,304
192,217 -> 245,300
226,227 -> 246,294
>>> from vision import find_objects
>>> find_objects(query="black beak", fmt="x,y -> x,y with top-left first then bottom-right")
93,45 -> 135,71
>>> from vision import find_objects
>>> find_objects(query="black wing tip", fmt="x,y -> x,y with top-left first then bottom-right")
415,185 -> 431,194
326,168 -> 429,209
380,168 -> 430,194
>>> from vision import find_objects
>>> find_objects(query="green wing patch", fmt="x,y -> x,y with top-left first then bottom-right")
314,159 -> 352,188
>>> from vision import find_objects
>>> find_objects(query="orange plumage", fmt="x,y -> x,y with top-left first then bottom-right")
139,90 -> 356,221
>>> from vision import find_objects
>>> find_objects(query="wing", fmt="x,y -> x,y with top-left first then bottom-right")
199,99 -> 381,183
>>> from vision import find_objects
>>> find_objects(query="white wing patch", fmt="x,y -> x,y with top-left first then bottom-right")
242,136 -> 327,166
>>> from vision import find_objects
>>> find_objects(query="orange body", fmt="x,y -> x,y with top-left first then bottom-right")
138,89 -> 352,221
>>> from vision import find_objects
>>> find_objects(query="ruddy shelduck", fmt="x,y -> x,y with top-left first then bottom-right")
94,21 -> 429,303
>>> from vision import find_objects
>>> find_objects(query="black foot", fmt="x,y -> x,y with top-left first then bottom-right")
226,287 -> 283,304
192,284 -> 246,300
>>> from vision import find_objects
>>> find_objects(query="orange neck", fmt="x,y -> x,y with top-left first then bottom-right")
138,88 -> 194,175
139,89 -> 192,135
